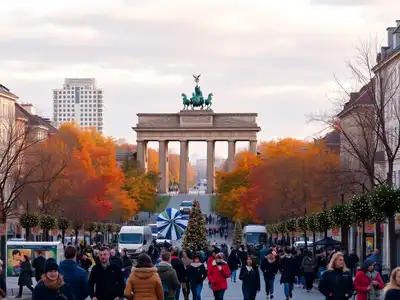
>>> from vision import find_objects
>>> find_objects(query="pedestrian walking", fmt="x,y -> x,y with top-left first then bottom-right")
32,250 -> 46,284
227,248 -> 240,283
208,253 -> 230,300
157,252 -> 181,300
383,266 -> 400,300
89,246 -> 125,300
260,250 -> 278,299
59,245 -> 89,300
110,248 -> 123,269
318,252 -> 354,300
187,253 -> 207,300
0,260 -> 6,299
16,255 -> 34,298
239,256 -> 260,300
171,248 -> 185,300
124,253 -> 163,300
279,247 -> 296,300
32,259 -> 75,300
354,258 -> 384,300
301,251 -> 316,292
121,248 -> 133,284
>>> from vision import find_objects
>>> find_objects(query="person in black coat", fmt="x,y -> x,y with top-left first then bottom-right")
0,260 -> 6,299
318,252 -> 354,300
279,247 -> 297,300
186,254 -> 207,300
89,247 -> 125,300
32,250 -> 46,283
110,248 -> 123,269
16,255 -> 34,298
260,250 -> 278,299
384,266 -> 400,300
239,256 -> 260,300
120,249 -> 133,283
32,259 -> 75,300
227,248 -> 241,282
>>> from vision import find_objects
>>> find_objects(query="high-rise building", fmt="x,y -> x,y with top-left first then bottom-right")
53,78 -> 104,132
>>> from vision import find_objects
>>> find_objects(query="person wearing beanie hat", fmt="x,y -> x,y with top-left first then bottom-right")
354,258 -> 384,300
33,258 -> 75,300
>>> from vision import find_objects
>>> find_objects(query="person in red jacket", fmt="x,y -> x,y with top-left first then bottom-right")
207,249 -> 217,270
207,253 -> 230,300
354,258 -> 384,300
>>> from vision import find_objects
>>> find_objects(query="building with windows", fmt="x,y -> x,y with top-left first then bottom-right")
53,78 -> 104,132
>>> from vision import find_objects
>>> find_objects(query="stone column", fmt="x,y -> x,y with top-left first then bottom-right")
158,140 -> 169,194
227,140 -> 236,172
179,140 -> 188,194
136,140 -> 148,172
207,140 -> 215,194
249,140 -> 257,155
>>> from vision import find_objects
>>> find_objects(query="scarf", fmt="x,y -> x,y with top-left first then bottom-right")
41,275 -> 64,290
365,271 -> 380,300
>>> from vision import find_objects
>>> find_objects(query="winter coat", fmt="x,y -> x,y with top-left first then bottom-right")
110,256 -> 123,269
353,270 -> 384,300
170,256 -> 185,282
227,250 -> 241,271
319,268 -> 354,300
238,249 -> 248,266
79,256 -> 92,271
207,255 -> 215,270
124,267 -> 163,300
207,261 -> 230,291
186,262 -> 207,285
384,289 -> 400,300
302,256 -> 317,273
121,256 -> 133,278
239,266 -> 261,292
279,255 -> 297,284
58,259 -> 89,300
32,255 -> 46,282
156,261 -> 180,298
18,260 -> 33,286
260,257 -> 278,279
88,263 -> 125,300
32,280 -> 75,300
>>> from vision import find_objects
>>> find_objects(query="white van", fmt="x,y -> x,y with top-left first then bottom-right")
118,226 -> 152,258
243,225 -> 267,246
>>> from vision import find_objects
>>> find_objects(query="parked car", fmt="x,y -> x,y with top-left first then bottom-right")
179,200 -> 193,214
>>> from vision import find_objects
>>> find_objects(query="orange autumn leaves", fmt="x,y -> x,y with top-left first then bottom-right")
29,123 -> 137,222
215,138 -> 339,222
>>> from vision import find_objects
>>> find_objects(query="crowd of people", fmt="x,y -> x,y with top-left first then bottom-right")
4,239 -> 400,300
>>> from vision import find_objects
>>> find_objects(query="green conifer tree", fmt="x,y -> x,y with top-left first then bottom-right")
232,220 -> 243,248
182,199 -> 208,251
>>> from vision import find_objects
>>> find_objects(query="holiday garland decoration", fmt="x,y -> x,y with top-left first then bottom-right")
296,216 -> 308,232
277,221 -> 287,234
181,200 -> 208,251
350,194 -> 373,224
57,217 -> 70,230
286,218 -> 296,232
96,222 -> 106,233
40,215 -> 57,230
306,214 -> 318,233
266,224 -> 274,235
87,222 -> 97,232
112,223 -> 121,234
329,203 -> 352,227
106,223 -> 113,232
314,211 -> 332,232
19,213 -> 39,229
370,183 -> 400,218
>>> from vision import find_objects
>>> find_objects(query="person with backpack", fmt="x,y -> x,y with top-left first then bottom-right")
157,252 -> 180,300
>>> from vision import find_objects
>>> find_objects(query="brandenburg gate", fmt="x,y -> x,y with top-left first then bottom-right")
132,75 -> 261,194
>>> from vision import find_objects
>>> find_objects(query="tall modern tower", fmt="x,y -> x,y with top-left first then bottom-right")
53,78 -> 104,132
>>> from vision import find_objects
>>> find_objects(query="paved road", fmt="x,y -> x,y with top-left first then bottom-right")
166,194 -> 213,215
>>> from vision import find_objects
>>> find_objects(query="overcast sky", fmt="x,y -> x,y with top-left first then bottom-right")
1,0 -> 399,157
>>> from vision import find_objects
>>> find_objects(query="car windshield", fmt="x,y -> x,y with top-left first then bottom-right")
149,226 -> 158,234
119,233 -> 143,244
181,202 -> 193,207
244,232 -> 266,244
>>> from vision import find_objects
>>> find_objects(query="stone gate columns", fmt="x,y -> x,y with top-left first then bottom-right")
179,140 -> 188,194
136,140 -> 148,171
249,140 -> 257,155
158,140 -> 169,194
207,140 -> 215,194
227,140 -> 236,172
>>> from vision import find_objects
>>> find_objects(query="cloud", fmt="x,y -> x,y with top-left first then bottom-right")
1,0 -> 400,156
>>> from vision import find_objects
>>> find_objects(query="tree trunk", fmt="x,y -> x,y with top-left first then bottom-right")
312,232 -> 316,257
341,225 -> 349,253
304,231 -> 308,248
375,223 -> 382,254
89,231 -> 92,244
74,230 -> 79,245
61,229 -> 66,245
388,216 -> 397,268
26,227 -> 30,241
352,224 -> 357,253
362,222 -> 366,261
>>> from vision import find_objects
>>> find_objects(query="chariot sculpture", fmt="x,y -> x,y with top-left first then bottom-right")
181,74 -> 213,110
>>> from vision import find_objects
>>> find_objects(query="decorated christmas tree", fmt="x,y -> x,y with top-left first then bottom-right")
182,199 -> 208,251
232,220 -> 243,248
